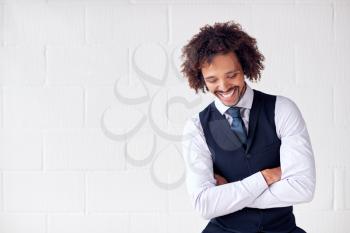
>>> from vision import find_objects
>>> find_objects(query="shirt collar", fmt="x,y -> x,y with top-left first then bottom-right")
214,83 -> 254,115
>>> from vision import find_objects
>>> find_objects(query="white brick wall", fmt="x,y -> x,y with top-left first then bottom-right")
0,0 -> 349,232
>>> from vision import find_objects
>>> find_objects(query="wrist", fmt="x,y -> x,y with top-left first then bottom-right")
261,170 -> 271,185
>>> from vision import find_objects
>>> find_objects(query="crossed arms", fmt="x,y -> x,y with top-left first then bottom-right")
182,97 -> 316,220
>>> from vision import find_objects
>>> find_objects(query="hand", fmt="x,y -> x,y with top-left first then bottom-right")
261,167 -> 281,186
214,173 -> 228,186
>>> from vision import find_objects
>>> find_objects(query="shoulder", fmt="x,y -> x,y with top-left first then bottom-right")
275,95 -> 306,137
183,101 -> 213,138
275,95 -> 302,116
183,112 -> 202,137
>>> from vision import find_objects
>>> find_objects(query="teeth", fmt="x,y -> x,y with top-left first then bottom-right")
220,89 -> 234,98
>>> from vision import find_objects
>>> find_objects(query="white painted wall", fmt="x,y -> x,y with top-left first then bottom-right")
0,0 -> 349,232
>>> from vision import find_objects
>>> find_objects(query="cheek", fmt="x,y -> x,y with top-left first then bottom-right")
234,76 -> 245,87
204,81 -> 214,90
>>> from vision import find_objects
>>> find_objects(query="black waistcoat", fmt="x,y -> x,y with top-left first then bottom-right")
199,90 -> 297,233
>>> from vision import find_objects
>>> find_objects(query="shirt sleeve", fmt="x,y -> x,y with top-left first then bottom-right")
246,96 -> 316,209
182,114 -> 268,219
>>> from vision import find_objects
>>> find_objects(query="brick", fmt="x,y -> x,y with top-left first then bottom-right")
294,210 -> 350,233
48,214 -> 128,233
86,5 -> 167,45
87,170 -> 167,212
48,0 -> 128,2
277,85 -> 333,130
129,213 -> 166,233
151,141 -> 185,190
172,4 -> 252,43
47,46 -> 128,86
86,86 -> 113,128
45,3 -> 85,46
334,211 -> 350,233
167,84 -> 205,130
335,43 -> 350,84
0,46 -> 46,85
0,0 -> 46,3
0,4 -> 3,45
45,128 -> 125,170
147,86 -> 171,131
294,4 -> 333,46
0,214 -> 46,233
168,181 -> 193,212
251,4 -> 296,87
252,4 -> 296,47
167,212 -> 208,233
333,127 -> 350,165
3,87 -> 83,129
334,3 -> 350,46
108,71 -> 153,111
295,43 -> 336,86
3,3 -> 84,46
334,84 -> 350,126
345,167 -> 350,209
132,42 -> 168,86
0,88 -> 3,127
293,210 -> 336,233
146,83 -> 208,138
0,129 -> 42,170
131,0 -> 248,3
295,0 -> 333,4
3,171 -> 84,212
170,43 -> 188,84
334,166 -> 346,210
253,43 -> 295,88
86,86 -> 148,138
125,125 -> 157,170
3,3 -> 47,45
308,125 -> 338,166
100,100 -> 145,142
0,172 -> 2,211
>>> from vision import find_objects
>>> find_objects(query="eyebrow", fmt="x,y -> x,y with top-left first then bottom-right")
204,70 -> 239,80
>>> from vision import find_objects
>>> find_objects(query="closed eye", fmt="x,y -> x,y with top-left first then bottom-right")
228,72 -> 241,79
206,78 -> 217,83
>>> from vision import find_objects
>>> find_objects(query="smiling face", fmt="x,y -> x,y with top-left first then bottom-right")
201,51 -> 246,107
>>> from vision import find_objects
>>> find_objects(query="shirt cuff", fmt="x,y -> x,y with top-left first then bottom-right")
241,171 -> 268,198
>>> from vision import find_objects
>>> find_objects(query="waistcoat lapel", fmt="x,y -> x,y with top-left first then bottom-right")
209,102 -> 244,151
245,90 -> 263,153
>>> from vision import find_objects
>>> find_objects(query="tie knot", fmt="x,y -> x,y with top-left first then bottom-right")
227,107 -> 241,118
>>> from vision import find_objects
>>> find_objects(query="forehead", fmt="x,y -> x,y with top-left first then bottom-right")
201,52 -> 241,75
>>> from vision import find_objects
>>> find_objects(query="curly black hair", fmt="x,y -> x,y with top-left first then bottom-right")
180,21 -> 265,93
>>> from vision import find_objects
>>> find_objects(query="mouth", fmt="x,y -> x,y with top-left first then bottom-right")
216,88 -> 236,101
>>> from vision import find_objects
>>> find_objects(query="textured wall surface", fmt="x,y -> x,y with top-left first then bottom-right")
0,0 -> 349,232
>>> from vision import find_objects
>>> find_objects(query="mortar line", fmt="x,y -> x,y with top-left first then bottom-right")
333,166 -> 336,211
82,86 -> 87,128
84,5 -> 87,45
45,213 -> 48,233
1,3 -> 4,47
1,86 -> 3,128
42,130 -> 45,171
84,171 -> 88,215
1,171 -> 4,212
331,1 -> 335,46
167,4 -> 172,45
44,45 -> 48,87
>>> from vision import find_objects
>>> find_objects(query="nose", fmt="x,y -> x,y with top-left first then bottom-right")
218,79 -> 230,92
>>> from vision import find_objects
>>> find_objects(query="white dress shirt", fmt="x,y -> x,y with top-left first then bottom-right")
181,83 -> 316,220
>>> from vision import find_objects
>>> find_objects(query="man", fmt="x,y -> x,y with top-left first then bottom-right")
180,21 -> 316,233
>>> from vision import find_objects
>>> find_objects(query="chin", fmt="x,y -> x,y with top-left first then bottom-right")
221,98 -> 238,107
